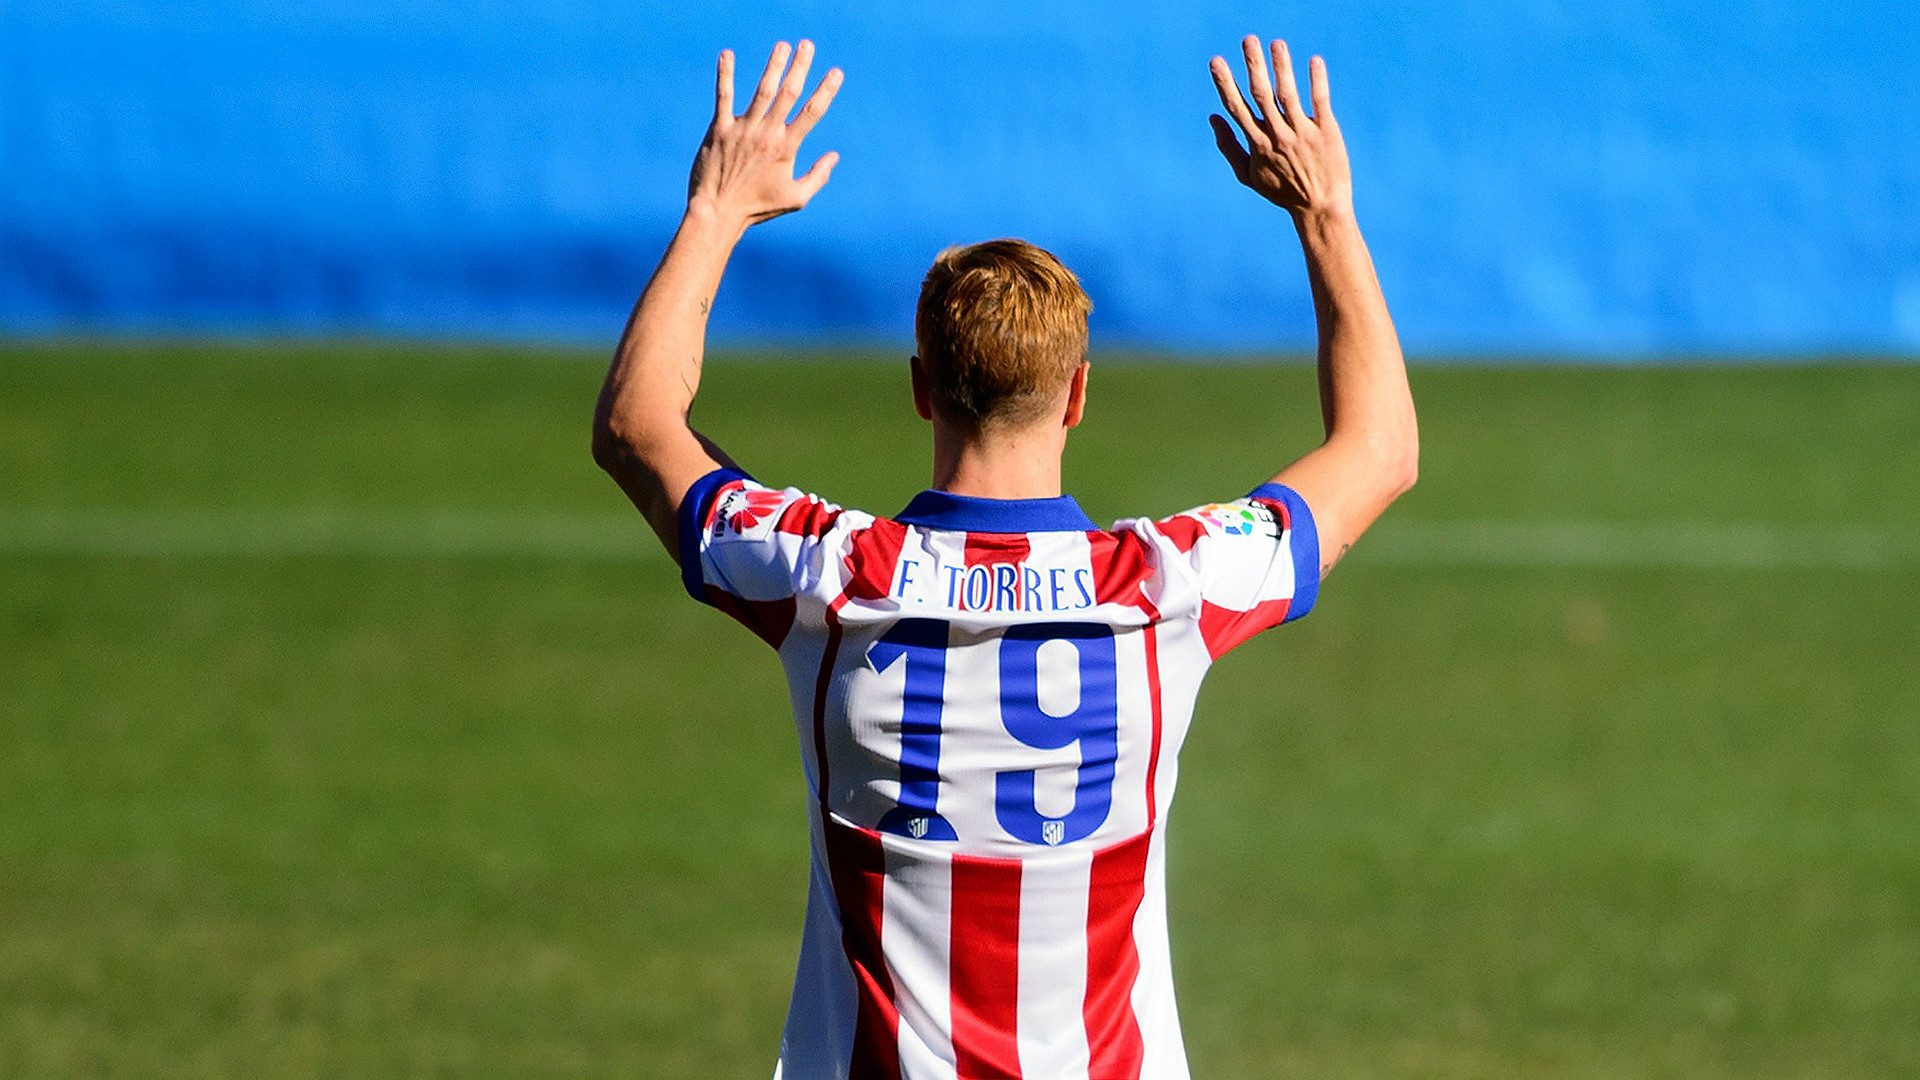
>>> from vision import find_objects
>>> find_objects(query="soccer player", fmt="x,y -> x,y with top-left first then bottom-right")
593,35 -> 1417,1080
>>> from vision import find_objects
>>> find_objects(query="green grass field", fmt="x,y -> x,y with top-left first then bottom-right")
3,343 -> 1918,1077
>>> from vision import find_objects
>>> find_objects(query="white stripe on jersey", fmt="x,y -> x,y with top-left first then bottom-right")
883,842 -> 957,1079
1016,850 -> 1093,1078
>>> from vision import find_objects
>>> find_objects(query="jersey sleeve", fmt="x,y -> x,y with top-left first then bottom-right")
1157,482 -> 1320,657
676,466 -> 844,648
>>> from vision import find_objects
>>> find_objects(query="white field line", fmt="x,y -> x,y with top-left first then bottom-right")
0,508 -> 1913,569
0,507 -> 654,561
1365,520 -> 1915,570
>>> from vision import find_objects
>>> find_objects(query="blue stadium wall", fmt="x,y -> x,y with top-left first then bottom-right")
3,1 -> 1917,355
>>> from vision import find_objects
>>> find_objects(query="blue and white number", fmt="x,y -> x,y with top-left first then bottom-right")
994,623 -> 1118,846
865,619 -> 1118,846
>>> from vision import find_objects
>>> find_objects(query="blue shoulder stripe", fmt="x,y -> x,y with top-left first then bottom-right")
677,466 -> 754,604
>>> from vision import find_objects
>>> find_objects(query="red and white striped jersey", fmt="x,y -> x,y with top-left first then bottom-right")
678,468 -> 1320,1080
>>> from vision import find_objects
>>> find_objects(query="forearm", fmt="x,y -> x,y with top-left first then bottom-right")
591,200 -> 745,553
595,200 -> 744,454
1295,206 -> 1417,476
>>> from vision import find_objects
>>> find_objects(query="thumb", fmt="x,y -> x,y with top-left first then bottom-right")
1209,115 -> 1250,183
797,150 -> 840,200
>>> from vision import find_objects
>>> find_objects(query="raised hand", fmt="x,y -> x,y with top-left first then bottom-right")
689,40 -> 843,226
1208,37 -> 1351,217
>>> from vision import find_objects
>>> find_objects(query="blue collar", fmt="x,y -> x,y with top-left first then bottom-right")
894,489 -> 1097,533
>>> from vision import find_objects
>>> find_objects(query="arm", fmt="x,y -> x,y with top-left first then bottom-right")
591,41 -> 843,561
1209,37 -> 1418,576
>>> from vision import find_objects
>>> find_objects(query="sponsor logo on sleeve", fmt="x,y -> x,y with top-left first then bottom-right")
1191,501 -> 1283,541
1193,503 -> 1258,536
719,488 -> 788,537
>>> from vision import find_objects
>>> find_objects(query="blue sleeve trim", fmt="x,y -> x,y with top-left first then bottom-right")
1249,482 -> 1320,622
678,466 -> 753,604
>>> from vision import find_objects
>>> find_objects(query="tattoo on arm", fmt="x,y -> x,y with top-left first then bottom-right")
680,351 -> 705,399
697,296 -> 710,316
1323,542 -> 1351,576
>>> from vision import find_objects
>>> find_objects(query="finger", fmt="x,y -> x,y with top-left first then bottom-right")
1271,39 -> 1306,128
713,49 -> 735,123
1209,114 -> 1250,182
771,38 -> 815,121
1208,56 -> 1264,146
1309,54 -> 1334,123
797,150 -> 839,200
744,41 -> 791,120
1241,35 -> 1277,126
789,66 -> 844,139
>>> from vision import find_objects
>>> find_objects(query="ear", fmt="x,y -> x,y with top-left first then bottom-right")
909,355 -> 934,421
1062,361 -> 1090,429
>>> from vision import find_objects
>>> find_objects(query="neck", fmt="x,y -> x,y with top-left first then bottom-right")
930,420 -> 1066,499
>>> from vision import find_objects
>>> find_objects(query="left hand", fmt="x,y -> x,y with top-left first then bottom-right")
688,40 -> 843,228
1208,37 -> 1352,219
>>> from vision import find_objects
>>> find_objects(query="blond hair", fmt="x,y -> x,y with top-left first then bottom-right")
914,239 -> 1092,428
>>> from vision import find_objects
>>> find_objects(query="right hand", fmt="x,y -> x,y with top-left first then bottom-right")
688,41 -> 843,228
1208,36 -> 1352,217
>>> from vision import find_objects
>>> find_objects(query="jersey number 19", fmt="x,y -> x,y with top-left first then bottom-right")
868,619 -> 1118,847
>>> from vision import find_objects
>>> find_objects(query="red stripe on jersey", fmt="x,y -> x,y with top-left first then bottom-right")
1154,514 -> 1207,554
810,608 -> 844,808
1142,623 -> 1165,829
837,518 -> 910,608
1079,629 -> 1162,1076
1197,596 -> 1293,659
823,817 -> 902,1080
1086,531 -> 1160,618
1084,830 -> 1151,1079
964,532 -> 1031,566
702,585 -> 796,649
949,852 -> 1024,1079
776,495 -> 842,538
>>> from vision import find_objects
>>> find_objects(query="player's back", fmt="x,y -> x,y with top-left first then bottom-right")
680,469 -> 1319,1080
